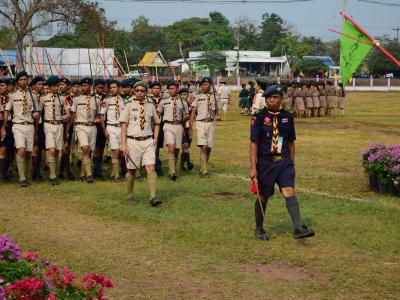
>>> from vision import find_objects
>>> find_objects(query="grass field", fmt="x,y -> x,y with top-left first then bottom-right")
1,92 -> 400,299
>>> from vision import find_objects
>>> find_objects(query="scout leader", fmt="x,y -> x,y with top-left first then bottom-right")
249,85 -> 315,241
120,81 -> 161,207
1,71 -> 39,187
69,77 -> 101,183
157,80 -> 189,181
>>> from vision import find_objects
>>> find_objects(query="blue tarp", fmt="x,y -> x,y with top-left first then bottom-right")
0,50 -> 17,65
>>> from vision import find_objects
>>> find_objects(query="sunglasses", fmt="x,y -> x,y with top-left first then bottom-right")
135,89 -> 146,93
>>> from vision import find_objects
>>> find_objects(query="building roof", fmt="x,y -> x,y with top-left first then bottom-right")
303,56 -> 335,67
138,52 -> 167,68
189,50 -> 286,64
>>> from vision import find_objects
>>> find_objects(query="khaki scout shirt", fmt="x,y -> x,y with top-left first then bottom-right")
38,93 -> 65,121
70,94 -> 100,123
218,85 -> 230,99
325,86 -> 337,96
0,95 -> 11,121
100,95 -> 126,125
119,98 -> 160,137
191,93 -> 217,121
157,96 -> 188,122
5,88 -> 38,123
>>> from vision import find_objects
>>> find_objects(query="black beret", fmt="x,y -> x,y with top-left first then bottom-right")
94,78 -> 106,86
46,76 -> 60,86
105,79 -> 113,85
120,79 -> 132,88
30,76 -> 45,86
15,71 -> 28,81
7,78 -> 15,85
262,85 -> 283,98
200,77 -> 212,84
0,78 -> 6,84
178,87 -> 189,94
129,77 -> 140,85
149,81 -> 162,88
108,79 -> 120,86
80,77 -> 93,85
60,77 -> 70,85
70,80 -> 80,86
166,80 -> 179,88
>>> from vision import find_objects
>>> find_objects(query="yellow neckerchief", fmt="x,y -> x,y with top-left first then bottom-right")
267,110 -> 280,154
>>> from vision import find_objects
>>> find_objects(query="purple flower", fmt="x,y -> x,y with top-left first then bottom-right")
0,235 -> 21,261
0,286 -> 5,300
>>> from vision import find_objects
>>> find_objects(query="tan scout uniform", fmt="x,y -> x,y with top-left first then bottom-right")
312,87 -> 320,108
39,93 -> 66,150
192,93 -> 217,148
326,85 -> 338,109
337,87 -> 345,109
319,86 -> 327,109
304,87 -> 314,109
119,98 -> 160,170
282,88 -> 293,111
158,96 -> 188,149
70,94 -> 100,151
6,88 -> 38,152
218,85 -> 230,112
100,95 -> 126,150
293,87 -> 305,111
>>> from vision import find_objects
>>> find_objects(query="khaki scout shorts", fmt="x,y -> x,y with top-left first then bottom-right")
44,123 -> 64,150
164,123 -> 183,149
75,124 -> 97,151
107,125 -> 121,150
337,97 -> 345,109
12,123 -> 34,151
305,97 -> 313,109
312,97 -> 320,108
219,98 -> 229,112
126,138 -> 155,169
196,121 -> 215,148
327,96 -> 337,109
294,97 -> 305,111
319,96 -> 327,108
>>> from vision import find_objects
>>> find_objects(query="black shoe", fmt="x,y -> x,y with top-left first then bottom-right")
149,197 -> 162,207
80,176 -> 87,182
19,180 -> 28,187
86,175 -> 94,183
169,174 -> 177,181
128,195 -> 136,205
254,228 -> 269,241
293,225 -> 315,239
112,176 -> 121,183
49,178 -> 60,186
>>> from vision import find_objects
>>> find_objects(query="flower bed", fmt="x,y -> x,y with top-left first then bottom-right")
362,144 -> 400,196
0,235 -> 113,299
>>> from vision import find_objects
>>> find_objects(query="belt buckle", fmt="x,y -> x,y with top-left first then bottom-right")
273,155 -> 283,162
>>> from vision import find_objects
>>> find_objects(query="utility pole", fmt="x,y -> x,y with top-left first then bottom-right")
393,27 -> 400,43
235,19 -> 240,88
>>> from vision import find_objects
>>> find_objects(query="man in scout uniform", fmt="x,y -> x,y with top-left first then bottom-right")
149,81 -> 164,175
0,78 -> 14,181
189,77 -> 218,177
157,80 -> 189,181
100,79 -> 124,181
178,87 -> 194,171
69,77 -> 101,183
30,76 -> 46,180
6,78 -> 15,94
249,85 -> 315,241
120,81 -> 161,206
217,81 -> 231,120
92,78 -> 107,179
1,71 -> 39,187
38,76 -> 68,185
58,78 -> 75,180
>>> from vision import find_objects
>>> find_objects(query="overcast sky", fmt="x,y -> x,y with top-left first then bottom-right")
96,0 -> 399,41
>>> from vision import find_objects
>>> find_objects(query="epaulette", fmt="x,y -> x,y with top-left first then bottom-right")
254,108 -> 264,115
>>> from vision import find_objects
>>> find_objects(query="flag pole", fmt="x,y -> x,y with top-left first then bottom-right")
340,11 -> 400,68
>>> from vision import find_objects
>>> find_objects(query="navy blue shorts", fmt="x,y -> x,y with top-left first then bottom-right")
95,123 -> 106,149
157,122 -> 164,149
256,156 -> 295,197
0,121 -> 14,148
182,127 -> 192,146
37,123 -> 46,150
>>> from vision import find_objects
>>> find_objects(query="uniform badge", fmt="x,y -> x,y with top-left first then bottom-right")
282,118 -> 288,123
263,117 -> 271,125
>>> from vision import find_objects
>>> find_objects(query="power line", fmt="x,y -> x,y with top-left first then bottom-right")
356,0 -> 400,7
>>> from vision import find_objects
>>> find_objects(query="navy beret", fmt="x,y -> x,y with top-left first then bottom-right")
59,77 -> 70,85
70,80 -> 80,86
80,77 -> 93,85
120,79 -> 132,88
30,76 -> 45,86
108,79 -> 120,86
149,81 -> 162,88
200,77 -> 212,84
262,85 -> 283,98
16,71 -> 28,81
0,78 -> 6,84
178,87 -> 189,94
46,76 -> 60,86
166,80 -> 179,88
94,78 -> 106,86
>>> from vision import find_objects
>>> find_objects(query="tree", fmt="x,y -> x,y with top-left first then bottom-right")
300,36 -> 327,56
325,39 -> 340,65
195,50 -> 226,76
366,37 -> 400,77
275,35 -> 313,73
0,27 -> 15,49
237,18 -> 260,51
0,0 -> 89,70
294,58 -> 329,76
259,13 -> 288,54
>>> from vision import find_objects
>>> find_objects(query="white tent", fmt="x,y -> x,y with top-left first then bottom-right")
25,47 -> 117,77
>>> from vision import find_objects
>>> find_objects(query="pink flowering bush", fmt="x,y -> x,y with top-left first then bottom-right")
0,235 -> 113,300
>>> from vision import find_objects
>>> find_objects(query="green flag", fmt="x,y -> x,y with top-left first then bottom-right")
340,19 -> 373,86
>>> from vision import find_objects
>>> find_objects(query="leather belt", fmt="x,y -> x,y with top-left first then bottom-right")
107,123 -> 121,127
258,154 -> 285,162
14,122 -> 33,125
198,118 -> 213,123
76,122 -> 95,126
127,135 -> 152,141
164,120 -> 181,125
44,120 -> 62,125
